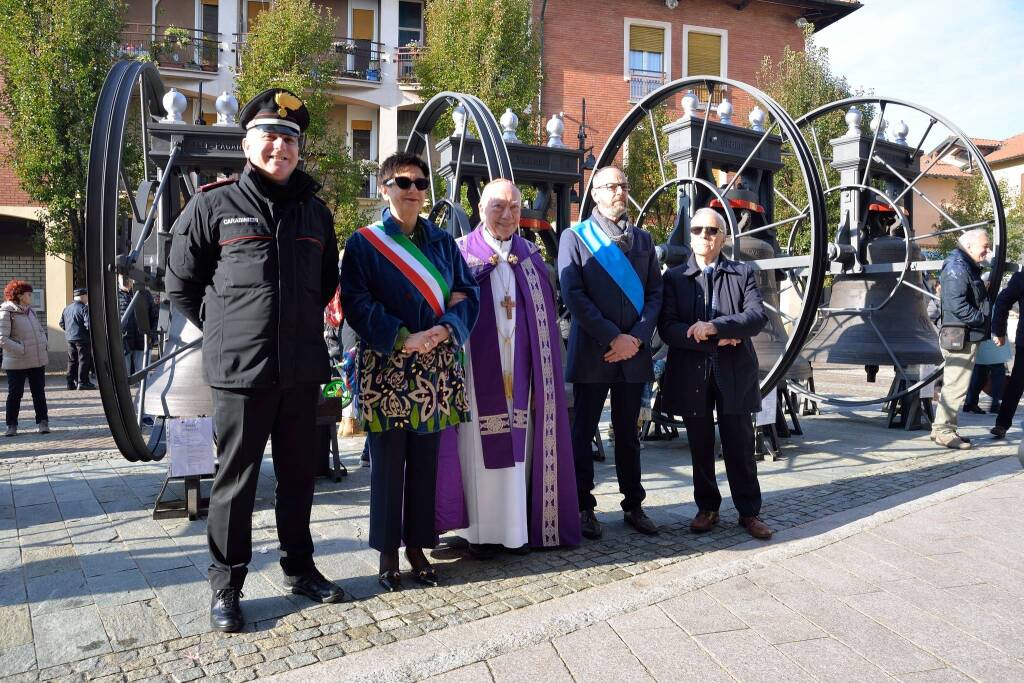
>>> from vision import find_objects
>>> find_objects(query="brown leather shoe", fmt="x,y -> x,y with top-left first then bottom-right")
739,516 -> 773,540
689,510 -> 720,533
931,431 -> 971,450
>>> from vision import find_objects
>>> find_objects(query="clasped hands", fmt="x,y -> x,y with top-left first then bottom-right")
687,321 -> 740,347
401,291 -> 467,354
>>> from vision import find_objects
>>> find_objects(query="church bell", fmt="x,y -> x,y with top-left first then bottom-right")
142,308 -> 214,418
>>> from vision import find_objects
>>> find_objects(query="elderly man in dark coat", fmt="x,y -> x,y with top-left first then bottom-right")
558,166 -> 663,540
657,207 -> 771,540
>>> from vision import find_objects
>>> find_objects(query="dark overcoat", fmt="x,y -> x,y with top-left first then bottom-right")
657,255 -> 767,417
557,213 -> 663,384
939,247 -> 990,343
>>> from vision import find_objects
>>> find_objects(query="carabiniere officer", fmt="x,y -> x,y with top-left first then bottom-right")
166,88 -> 344,633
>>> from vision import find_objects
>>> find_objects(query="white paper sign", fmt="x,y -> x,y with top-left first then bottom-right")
167,417 -> 215,477
917,364 -> 936,400
755,388 -> 778,427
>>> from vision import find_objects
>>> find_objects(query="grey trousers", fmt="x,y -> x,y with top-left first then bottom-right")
932,341 -> 979,436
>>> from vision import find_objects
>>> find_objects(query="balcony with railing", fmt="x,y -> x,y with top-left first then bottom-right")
628,68 -> 665,103
234,34 -> 385,85
396,45 -> 425,85
119,23 -> 220,72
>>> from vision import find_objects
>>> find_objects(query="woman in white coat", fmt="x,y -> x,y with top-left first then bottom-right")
0,279 -> 50,436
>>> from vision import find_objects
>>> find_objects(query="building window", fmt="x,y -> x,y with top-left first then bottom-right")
245,1 -> 270,32
396,109 -> 421,152
623,19 -> 670,103
398,0 -> 423,46
683,26 -> 728,104
201,1 -> 218,35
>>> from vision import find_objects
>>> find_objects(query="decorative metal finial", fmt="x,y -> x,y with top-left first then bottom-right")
500,108 -> 520,143
893,119 -> 909,145
716,97 -> 734,126
452,104 -> 468,137
546,112 -> 565,148
162,88 -> 187,124
214,91 -> 238,127
844,107 -> 862,136
870,116 -> 888,141
748,105 -> 766,132
681,90 -> 699,119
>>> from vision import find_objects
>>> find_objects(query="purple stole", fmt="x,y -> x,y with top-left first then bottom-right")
447,228 -> 581,548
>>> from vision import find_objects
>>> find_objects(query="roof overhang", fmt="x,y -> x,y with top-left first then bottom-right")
742,0 -> 862,31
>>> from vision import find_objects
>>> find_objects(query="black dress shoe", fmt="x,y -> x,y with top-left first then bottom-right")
580,509 -> 603,540
992,425 -> 1008,439
378,570 -> 402,592
624,507 -> 659,535
210,588 -> 244,633
409,566 -> 439,587
284,568 -> 345,603
78,382 -> 97,390
467,543 -> 497,560
504,544 -> 531,556
66,381 -> 76,390
963,404 -> 985,414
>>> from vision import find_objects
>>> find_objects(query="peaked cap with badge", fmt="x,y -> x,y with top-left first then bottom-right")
238,88 -> 309,136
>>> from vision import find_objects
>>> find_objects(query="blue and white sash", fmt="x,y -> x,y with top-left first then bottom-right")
572,219 -> 644,315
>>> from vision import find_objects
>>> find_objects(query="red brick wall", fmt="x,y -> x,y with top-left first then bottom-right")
536,0 -> 805,171
0,104 -> 37,208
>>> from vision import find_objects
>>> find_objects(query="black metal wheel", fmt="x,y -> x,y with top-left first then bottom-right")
85,60 -> 168,462
404,92 -> 513,237
581,76 -> 829,409
791,97 -> 1007,407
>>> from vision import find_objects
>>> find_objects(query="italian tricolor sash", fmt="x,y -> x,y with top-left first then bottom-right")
358,223 -> 450,316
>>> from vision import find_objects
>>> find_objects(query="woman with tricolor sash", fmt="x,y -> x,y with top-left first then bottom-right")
339,153 -> 479,591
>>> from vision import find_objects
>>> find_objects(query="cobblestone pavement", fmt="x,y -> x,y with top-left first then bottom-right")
337,456 -> 1024,683
0,375 -> 1018,682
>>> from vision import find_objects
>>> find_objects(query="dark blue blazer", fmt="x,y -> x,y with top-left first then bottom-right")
339,210 -> 479,354
657,255 -> 767,417
557,213 -> 663,384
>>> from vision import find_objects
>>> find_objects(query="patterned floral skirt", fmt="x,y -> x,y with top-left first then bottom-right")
357,343 -> 469,433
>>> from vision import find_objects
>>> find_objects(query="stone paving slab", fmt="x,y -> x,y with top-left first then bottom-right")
266,454 -> 1024,683
0,372 -> 1022,681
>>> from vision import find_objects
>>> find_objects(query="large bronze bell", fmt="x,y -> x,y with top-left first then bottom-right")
714,189 -> 813,381
801,232 -> 942,368
142,308 -> 214,417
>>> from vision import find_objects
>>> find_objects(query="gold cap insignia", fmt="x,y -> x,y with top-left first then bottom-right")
274,91 -> 302,118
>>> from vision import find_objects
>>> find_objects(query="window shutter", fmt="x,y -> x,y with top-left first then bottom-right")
629,25 -> 664,54
687,32 -> 722,76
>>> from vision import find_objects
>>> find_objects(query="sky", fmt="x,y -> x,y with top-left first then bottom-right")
815,0 -> 1024,142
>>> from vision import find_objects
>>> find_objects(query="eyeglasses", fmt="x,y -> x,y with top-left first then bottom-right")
386,176 -> 430,191
596,182 -> 630,193
690,225 -> 722,236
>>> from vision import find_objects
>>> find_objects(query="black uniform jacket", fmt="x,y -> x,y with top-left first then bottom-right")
59,301 -> 90,343
557,212 -> 663,384
992,271 -> 1024,343
657,255 -> 767,418
166,164 -> 339,389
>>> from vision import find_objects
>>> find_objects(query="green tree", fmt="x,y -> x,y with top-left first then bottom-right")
756,29 -> 868,253
416,0 -> 541,144
0,0 -> 125,282
622,103 -> 675,245
237,0 -> 371,244
937,175 -> 1024,264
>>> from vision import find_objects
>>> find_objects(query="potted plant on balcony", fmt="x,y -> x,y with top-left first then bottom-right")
159,26 -> 193,67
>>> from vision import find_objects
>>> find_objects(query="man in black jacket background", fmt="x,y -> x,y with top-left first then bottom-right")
932,228 -> 991,449
166,88 -> 344,632
990,268 -> 1024,438
657,208 -> 771,540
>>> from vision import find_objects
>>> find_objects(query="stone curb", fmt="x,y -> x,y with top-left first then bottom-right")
267,454 -> 1022,683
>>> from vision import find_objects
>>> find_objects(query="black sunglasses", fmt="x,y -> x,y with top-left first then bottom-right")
386,176 -> 430,191
690,225 -> 721,236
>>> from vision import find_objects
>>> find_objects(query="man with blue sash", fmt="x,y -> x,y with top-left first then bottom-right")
557,166 -> 663,540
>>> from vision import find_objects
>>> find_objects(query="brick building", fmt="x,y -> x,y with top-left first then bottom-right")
534,0 -> 859,170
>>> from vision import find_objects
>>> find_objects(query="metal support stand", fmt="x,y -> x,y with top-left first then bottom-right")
779,384 -> 803,436
885,376 -> 933,431
755,421 -> 780,462
152,473 -> 212,521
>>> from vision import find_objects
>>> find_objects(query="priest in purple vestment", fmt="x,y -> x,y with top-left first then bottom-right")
440,179 -> 581,552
